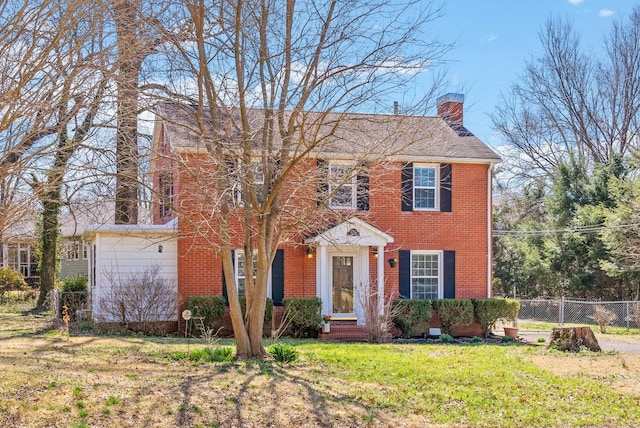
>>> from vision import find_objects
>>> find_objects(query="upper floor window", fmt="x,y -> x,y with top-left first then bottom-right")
411,251 -> 441,300
66,241 -> 81,261
159,173 -> 173,218
413,164 -> 438,210
329,162 -> 357,209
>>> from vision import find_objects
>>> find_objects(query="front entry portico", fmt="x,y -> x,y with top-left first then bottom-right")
304,218 -> 394,325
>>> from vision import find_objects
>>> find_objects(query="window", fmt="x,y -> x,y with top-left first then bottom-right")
159,173 -> 173,218
82,242 -> 89,260
329,162 -> 357,209
413,164 -> 438,210
5,243 -> 38,278
235,250 -> 258,297
66,241 -> 81,261
410,251 -> 441,300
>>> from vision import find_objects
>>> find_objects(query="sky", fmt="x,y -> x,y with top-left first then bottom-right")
429,0 -> 638,150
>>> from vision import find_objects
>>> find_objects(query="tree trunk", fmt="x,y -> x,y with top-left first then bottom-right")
548,327 -> 601,352
113,0 -> 141,225
37,195 -> 61,307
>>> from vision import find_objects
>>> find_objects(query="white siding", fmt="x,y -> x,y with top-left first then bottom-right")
90,232 -> 178,323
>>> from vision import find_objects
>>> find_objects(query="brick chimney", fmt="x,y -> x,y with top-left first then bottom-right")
437,93 -> 464,126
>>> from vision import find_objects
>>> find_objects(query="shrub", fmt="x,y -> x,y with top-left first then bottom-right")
186,295 -> 226,330
59,276 -> 88,292
391,299 -> 432,338
58,276 -> 88,319
268,343 -> 299,365
98,265 -> 177,335
433,299 -> 474,336
238,296 -> 273,322
282,297 -> 321,338
0,267 -> 28,303
590,305 -> 617,334
440,333 -> 453,343
472,298 -> 520,338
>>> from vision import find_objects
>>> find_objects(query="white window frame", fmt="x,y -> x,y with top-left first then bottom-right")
235,160 -> 266,205
82,242 -> 89,260
66,241 -> 81,261
234,250 -> 272,298
328,161 -> 357,210
410,250 -> 443,300
413,163 -> 439,210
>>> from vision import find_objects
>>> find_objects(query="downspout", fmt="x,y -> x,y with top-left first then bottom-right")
487,163 -> 494,298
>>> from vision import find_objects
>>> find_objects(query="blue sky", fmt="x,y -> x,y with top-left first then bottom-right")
431,0 -> 638,148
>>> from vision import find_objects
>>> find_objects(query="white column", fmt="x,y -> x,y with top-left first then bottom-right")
317,245 -> 330,315
377,245 -> 385,316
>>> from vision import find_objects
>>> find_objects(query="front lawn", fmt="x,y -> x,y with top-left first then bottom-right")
1,306 -> 639,427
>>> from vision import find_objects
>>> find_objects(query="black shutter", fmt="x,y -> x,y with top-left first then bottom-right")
443,250 -> 455,298
401,162 -> 413,211
356,162 -> 369,211
398,250 -> 411,298
440,163 -> 452,213
317,159 -> 328,207
222,250 -> 235,306
271,249 -> 285,306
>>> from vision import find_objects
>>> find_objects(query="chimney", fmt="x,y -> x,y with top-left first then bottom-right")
437,93 -> 464,126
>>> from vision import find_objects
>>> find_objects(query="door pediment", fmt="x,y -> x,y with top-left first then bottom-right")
304,217 -> 393,247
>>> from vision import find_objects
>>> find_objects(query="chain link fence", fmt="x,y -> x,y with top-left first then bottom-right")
49,289 -> 90,321
519,298 -> 640,329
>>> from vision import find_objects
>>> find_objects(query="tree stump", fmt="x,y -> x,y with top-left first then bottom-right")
548,327 -> 601,352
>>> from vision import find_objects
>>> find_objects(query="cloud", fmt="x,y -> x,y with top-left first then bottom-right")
482,34 -> 498,43
568,0 -> 583,5
599,9 -> 615,17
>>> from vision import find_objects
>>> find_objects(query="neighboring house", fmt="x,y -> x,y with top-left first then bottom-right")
1,215 -> 39,286
85,93 -> 501,330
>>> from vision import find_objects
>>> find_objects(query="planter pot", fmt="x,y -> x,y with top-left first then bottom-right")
322,323 -> 331,333
504,327 -> 519,339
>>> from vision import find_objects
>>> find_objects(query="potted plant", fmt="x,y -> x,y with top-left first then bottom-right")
321,314 -> 332,333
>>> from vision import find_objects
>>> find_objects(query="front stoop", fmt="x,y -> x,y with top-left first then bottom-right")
319,320 -> 392,342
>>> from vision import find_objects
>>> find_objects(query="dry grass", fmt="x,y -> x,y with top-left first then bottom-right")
2,305 -> 640,427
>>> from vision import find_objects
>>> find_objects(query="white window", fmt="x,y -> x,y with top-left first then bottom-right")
411,251 -> 442,300
6,243 -> 38,278
329,162 -> 357,209
82,242 -> 89,260
234,250 -> 272,297
413,164 -> 439,210
234,161 -> 266,205
66,241 -> 81,261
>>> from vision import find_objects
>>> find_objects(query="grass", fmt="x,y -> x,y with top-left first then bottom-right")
1,303 -> 640,427
517,320 -> 640,335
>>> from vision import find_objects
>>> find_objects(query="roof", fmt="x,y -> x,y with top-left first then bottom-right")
155,103 -> 501,164
82,219 -> 177,241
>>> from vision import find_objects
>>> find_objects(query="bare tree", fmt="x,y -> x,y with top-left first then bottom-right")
493,9 -> 640,182
158,0 -> 449,359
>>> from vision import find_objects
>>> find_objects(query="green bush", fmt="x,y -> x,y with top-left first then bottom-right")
433,299 -> 474,336
57,276 -> 88,319
238,296 -> 273,322
472,298 -> 520,338
282,297 -> 322,338
268,343 -> 299,365
440,333 -> 453,343
59,276 -> 88,292
186,295 -> 226,329
211,346 -> 235,362
391,299 -> 432,338
0,267 -> 28,303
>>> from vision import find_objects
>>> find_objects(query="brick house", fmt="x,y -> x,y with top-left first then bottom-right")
136,93 -> 501,332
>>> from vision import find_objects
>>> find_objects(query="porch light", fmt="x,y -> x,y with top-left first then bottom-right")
371,248 -> 378,258
306,247 -> 314,258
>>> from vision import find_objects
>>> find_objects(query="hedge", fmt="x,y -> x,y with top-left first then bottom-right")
433,299 -> 474,335
391,299 -> 432,338
283,297 -> 322,338
473,298 -> 520,338
186,295 -> 226,329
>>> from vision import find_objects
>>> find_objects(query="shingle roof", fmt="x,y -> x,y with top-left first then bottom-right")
156,103 -> 501,164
